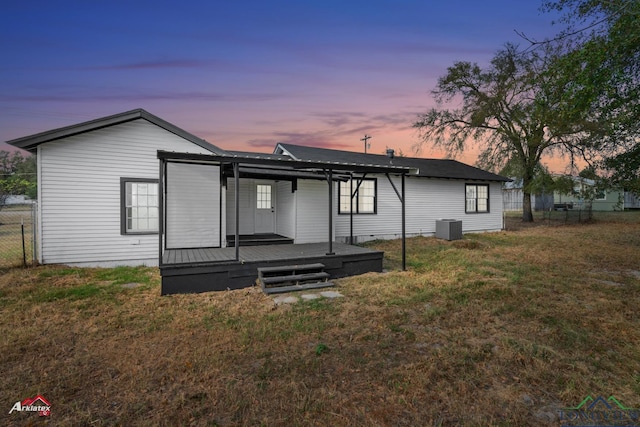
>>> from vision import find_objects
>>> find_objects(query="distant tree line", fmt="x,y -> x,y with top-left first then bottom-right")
0,150 -> 36,209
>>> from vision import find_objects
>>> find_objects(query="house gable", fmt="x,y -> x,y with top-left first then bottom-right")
7,108 -> 224,154
29,117 -> 222,266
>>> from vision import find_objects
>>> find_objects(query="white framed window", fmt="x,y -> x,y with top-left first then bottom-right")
339,179 -> 377,214
465,184 -> 489,213
121,178 -> 159,234
256,184 -> 272,209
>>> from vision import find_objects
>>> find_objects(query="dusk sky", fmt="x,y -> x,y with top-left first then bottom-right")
1,1 -> 566,170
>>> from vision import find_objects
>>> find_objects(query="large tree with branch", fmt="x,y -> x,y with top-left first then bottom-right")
539,0 -> 640,193
413,43 -> 596,222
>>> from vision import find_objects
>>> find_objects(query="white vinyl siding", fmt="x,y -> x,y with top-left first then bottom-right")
294,180 -> 333,244
226,179 -> 255,235
166,162 -> 220,249
38,119 -> 215,266
275,181 -> 295,239
335,176 -> 503,243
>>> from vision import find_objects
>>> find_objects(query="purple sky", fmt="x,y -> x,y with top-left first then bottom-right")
1,0 -> 564,168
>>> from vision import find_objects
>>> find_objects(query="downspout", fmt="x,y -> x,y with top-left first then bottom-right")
401,173 -> 406,271
36,145 -> 43,264
219,165 -> 223,248
158,158 -> 165,267
349,173 -> 368,245
234,162 -> 240,262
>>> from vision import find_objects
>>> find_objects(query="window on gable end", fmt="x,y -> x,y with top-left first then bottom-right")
121,178 -> 159,234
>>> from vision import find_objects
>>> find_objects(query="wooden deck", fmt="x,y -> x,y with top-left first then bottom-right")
163,242 -> 374,265
160,242 -> 384,294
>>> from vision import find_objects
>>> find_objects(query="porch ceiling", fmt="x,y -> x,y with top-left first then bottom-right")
228,166 -> 350,181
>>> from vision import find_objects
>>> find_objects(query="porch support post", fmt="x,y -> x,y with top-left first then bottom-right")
349,173 -> 353,245
158,158 -> 165,267
234,162 -> 240,262
386,173 -> 407,271
349,173 -> 367,245
327,169 -> 335,255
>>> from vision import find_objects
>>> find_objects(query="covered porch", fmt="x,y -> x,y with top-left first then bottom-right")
157,150 -> 413,295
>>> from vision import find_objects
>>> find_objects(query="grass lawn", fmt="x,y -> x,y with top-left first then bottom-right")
1,212 -> 640,425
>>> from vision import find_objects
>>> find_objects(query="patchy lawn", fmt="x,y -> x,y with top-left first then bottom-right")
1,214 -> 640,426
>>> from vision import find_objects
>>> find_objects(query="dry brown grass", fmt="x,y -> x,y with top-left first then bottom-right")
1,214 -> 640,426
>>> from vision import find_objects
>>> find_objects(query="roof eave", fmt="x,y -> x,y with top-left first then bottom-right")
6,108 -> 221,154
157,150 -> 417,175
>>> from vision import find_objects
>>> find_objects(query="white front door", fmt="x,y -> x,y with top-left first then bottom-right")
254,183 -> 275,233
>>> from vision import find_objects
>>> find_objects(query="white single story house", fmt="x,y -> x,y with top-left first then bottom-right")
7,109 -> 509,293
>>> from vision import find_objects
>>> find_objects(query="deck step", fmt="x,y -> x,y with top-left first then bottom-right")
227,234 -> 294,247
258,263 -> 326,275
263,281 -> 335,295
261,272 -> 330,285
258,263 -> 330,293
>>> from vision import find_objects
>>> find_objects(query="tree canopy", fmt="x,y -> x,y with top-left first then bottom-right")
413,43 -> 594,221
0,151 -> 36,208
413,0 -> 639,222
541,0 -> 640,193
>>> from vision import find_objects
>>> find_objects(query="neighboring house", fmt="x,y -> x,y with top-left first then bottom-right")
501,179 -> 553,212
7,109 -> 509,294
553,176 -> 623,211
2,195 -> 34,205
502,176 -> 626,212
625,192 -> 640,210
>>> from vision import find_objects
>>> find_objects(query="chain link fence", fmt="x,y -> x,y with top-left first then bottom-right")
0,203 -> 37,267
503,190 -> 594,231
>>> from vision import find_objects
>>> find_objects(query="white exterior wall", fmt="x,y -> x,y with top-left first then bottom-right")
226,179 -> 255,235
275,181 -> 295,239
166,162 -> 220,249
294,180 -> 334,244
335,176 -> 504,243
38,119 -> 214,267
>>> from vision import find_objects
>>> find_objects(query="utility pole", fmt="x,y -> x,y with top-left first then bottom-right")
361,134 -> 372,153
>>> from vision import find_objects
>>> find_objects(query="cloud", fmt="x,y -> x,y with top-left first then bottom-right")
245,139 -> 278,149
312,112 -> 368,128
310,111 -> 416,136
83,59 -> 213,70
246,130 -> 355,151
2,90 -> 287,103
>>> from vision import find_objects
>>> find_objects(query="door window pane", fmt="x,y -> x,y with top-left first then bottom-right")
256,184 -> 271,209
